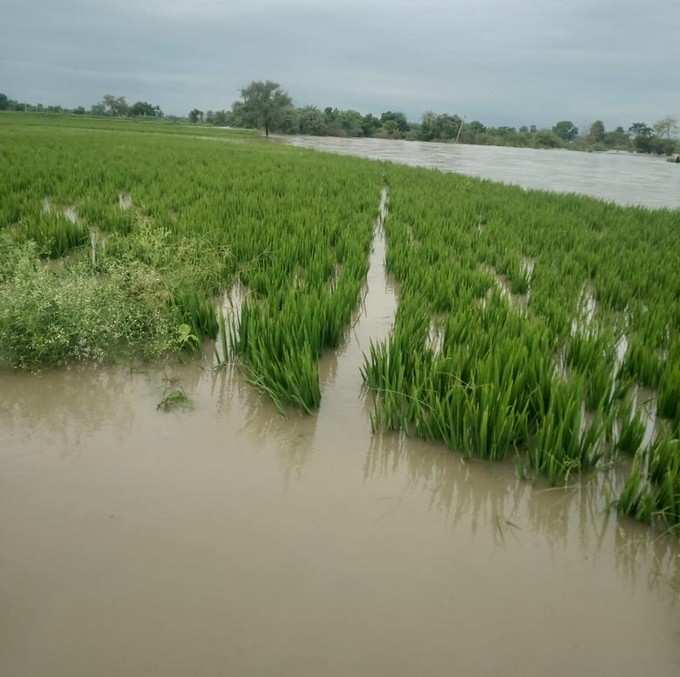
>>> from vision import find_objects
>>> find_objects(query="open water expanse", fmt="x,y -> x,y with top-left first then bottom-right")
284,135 -> 680,210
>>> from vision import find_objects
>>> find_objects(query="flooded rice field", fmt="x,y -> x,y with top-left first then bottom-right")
284,136 -> 680,210
1,222 -> 679,676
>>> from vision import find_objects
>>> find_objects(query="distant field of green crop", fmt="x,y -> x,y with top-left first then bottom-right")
1,111 -> 678,530
0,111 -> 257,138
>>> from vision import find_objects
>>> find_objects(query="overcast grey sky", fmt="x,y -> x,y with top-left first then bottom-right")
1,0 -> 678,127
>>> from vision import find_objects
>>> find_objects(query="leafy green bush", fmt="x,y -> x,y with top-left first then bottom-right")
0,252 -> 179,367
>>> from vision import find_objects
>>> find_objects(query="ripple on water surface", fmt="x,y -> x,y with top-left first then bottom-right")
284,135 -> 680,210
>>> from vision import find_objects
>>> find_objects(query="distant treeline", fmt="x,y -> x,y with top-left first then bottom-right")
2,89 -> 677,156
0,93 -> 167,120
193,104 -> 679,156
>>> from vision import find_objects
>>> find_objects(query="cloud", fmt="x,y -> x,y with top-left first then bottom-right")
1,0 -> 678,126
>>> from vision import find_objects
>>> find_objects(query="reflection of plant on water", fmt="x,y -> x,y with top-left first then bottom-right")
364,430 -> 680,601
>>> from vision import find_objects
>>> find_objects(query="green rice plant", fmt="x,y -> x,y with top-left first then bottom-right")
78,199 -> 135,235
623,337 -> 662,388
405,349 -> 531,460
238,328 -> 321,413
657,362 -> 680,420
618,455 -> 655,522
15,211 -> 89,258
459,382 -> 528,460
507,258 -> 530,295
234,256 -> 373,411
619,435 -> 680,529
584,359 -> 615,411
527,379 -> 603,484
173,289 -> 218,339
510,273 -> 529,296
615,396 -> 646,456
363,302 -> 430,428
565,329 -> 611,373
611,374 -> 634,403
646,435 -> 680,527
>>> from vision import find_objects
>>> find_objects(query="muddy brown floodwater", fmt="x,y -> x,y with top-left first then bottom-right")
1,197 -> 680,676
282,135 -> 680,210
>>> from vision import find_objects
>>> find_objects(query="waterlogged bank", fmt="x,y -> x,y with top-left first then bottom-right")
283,135 -> 680,209
1,223 -> 680,676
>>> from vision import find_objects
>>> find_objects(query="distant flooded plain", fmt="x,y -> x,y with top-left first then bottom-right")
1,222 -> 679,676
284,135 -> 680,210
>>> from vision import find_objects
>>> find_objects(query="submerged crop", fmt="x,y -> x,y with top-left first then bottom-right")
363,163 -> 680,525
2,113 -> 679,531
